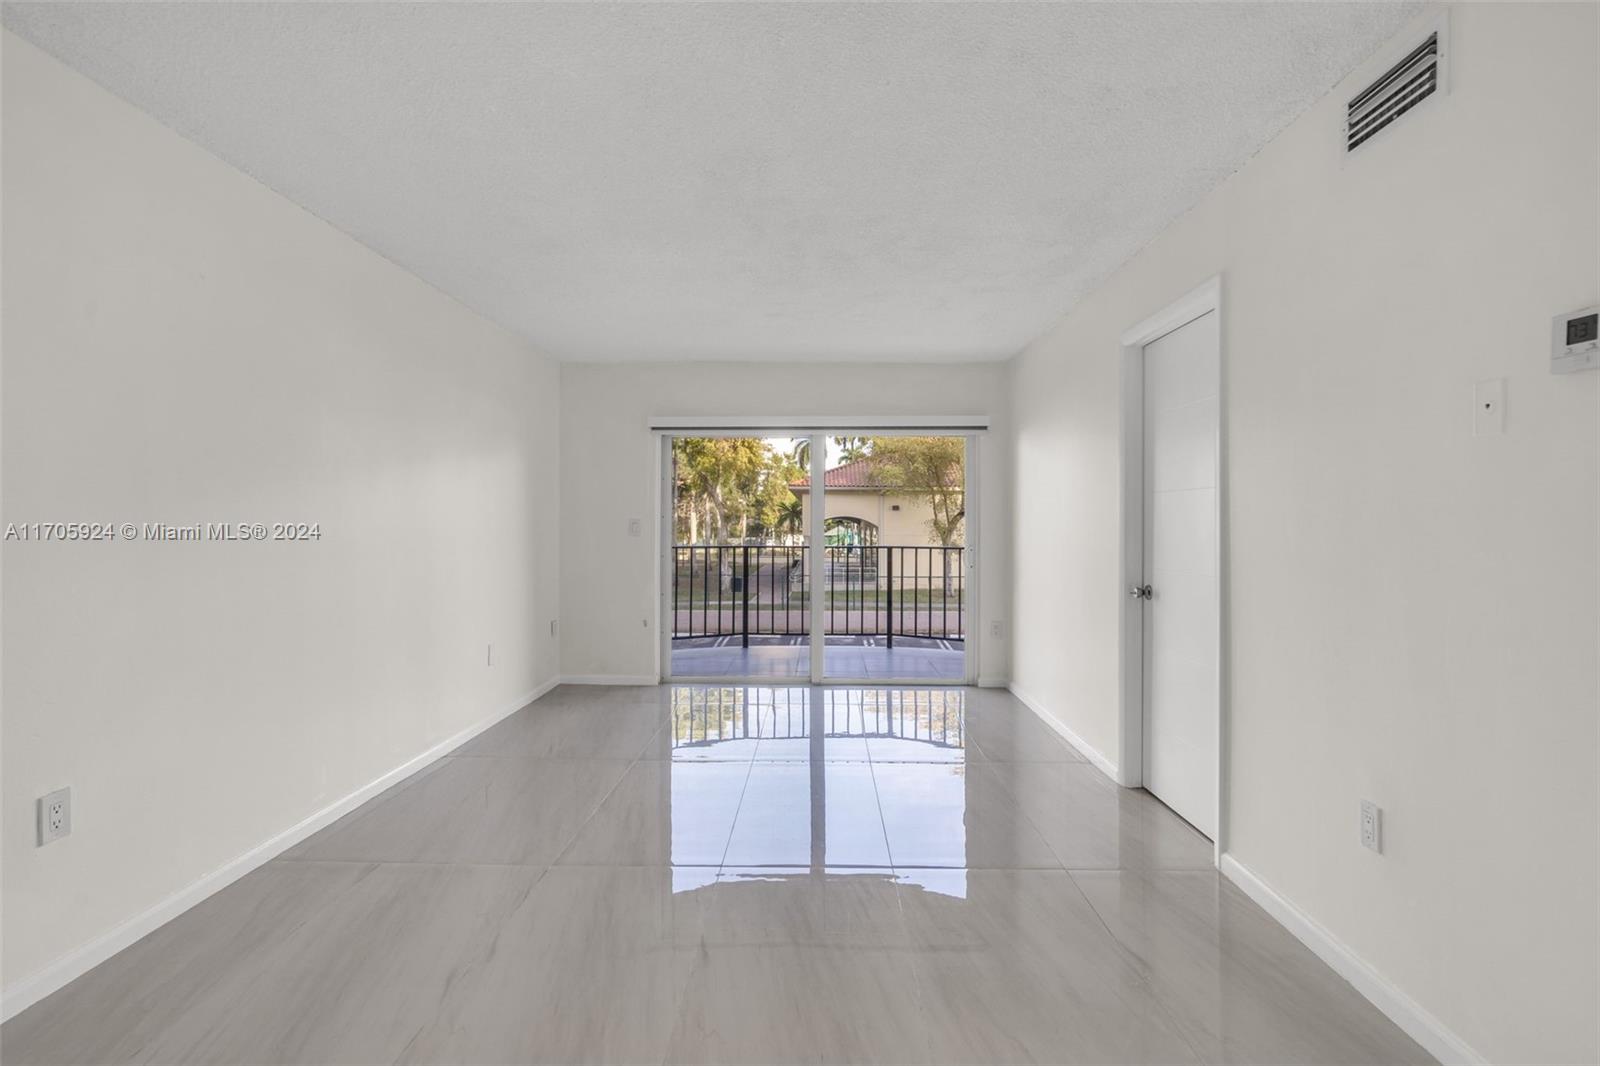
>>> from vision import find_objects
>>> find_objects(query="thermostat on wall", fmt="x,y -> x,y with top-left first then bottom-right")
1552,305 -> 1599,373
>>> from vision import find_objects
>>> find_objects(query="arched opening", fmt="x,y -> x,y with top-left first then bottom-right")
824,516 -> 878,546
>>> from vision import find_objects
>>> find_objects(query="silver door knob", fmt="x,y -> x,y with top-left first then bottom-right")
1129,584 -> 1153,600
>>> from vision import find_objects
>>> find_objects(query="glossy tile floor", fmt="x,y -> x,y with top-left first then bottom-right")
671,636 -> 965,680
3,685 -> 1433,1065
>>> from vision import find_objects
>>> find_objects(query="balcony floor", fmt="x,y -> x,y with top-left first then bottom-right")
671,635 -> 964,681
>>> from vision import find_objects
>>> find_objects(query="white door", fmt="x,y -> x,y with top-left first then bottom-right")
1140,310 -> 1219,839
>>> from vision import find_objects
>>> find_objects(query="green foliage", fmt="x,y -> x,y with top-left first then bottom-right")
671,435 -> 964,548
865,436 -> 965,546
775,497 -> 805,538
673,438 -> 801,543
834,436 -> 871,464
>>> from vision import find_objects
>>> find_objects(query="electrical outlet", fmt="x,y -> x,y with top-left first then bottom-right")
990,620 -> 1003,639
1360,799 -> 1382,853
628,518 -> 642,537
38,787 -> 71,846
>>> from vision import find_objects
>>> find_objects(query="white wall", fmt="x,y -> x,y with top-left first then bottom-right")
1009,5 -> 1598,1063
560,362 -> 1010,683
1,33 -> 561,995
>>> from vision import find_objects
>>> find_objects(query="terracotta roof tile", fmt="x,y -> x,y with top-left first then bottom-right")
790,458 -> 887,491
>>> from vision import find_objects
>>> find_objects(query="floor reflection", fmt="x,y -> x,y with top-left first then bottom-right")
665,686 -> 969,887
4,683 -> 1428,1066
668,635 -> 965,681
668,685 -> 966,754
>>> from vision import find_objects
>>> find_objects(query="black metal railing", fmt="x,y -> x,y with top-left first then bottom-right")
671,544 -> 965,644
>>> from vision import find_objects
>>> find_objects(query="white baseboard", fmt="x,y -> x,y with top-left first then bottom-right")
1219,854 -> 1487,1066
1005,682 -> 1121,781
560,674 -> 659,685
1001,680 -> 1483,1065
0,677 -> 558,1024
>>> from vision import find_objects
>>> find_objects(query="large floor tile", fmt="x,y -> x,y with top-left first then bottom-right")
1072,869 -> 1433,1064
547,683 -> 676,708
0,861 -> 372,1066
641,724 -> 764,761
874,760 -> 1061,869
285,756 -> 631,865
557,758 -> 750,866
665,869 -> 931,1063
722,761 -> 892,867
452,698 -> 664,760
138,863 -> 541,1065
866,732 -> 972,763
857,687 -> 973,762
964,702 -> 1087,762
752,733 -> 872,760
666,938 -> 931,1064
987,760 -> 1215,871
642,684 -> 807,760
1,684 -> 1441,1066
399,865 -> 707,1064
705,867 -> 912,948
896,868 -> 1202,1064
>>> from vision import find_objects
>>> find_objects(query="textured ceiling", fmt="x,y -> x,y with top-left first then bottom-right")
3,2 -> 1418,362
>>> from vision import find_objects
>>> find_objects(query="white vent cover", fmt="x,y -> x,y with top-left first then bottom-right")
1346,31 -> 1439,152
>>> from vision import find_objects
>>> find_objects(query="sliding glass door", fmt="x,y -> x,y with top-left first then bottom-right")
663,431 -> 973,685
667,435 -> 811,680
817,435 -> 968,683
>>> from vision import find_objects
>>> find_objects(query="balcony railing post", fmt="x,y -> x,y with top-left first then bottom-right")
885,547 -> 894,649
741,544 -> 750,649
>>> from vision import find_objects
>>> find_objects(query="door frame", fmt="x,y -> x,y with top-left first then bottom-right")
654,422 -> 983,686
1118,274 -> 1226,862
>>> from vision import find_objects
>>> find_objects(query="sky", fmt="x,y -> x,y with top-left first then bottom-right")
767,436 -> 847,469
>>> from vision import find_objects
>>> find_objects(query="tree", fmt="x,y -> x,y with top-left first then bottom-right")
868,436 -> 965,590
834,435 -> 871,464
672,438 -> 804,587
673,438 -> 769,543
790,439 -> 811,472
774,497 -> 804,544
749,453 -> 802,541
868,436 -> 965,593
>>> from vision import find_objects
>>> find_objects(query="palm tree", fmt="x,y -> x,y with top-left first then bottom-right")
775,497 -> 804,544
834,436 -> 871,464
790,439 -> 810,470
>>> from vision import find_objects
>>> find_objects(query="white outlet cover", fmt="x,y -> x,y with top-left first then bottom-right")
628,518 -> 642,537
1360,799 -> 1382,853
39,786 -> 72,846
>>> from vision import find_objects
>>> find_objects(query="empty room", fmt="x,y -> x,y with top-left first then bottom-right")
1,2 -> 1595,1065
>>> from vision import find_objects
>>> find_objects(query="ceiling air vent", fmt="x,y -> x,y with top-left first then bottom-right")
1346,31 -> 1439,152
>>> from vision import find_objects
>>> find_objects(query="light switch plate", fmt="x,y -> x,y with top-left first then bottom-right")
1473,378 -> 1504,436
